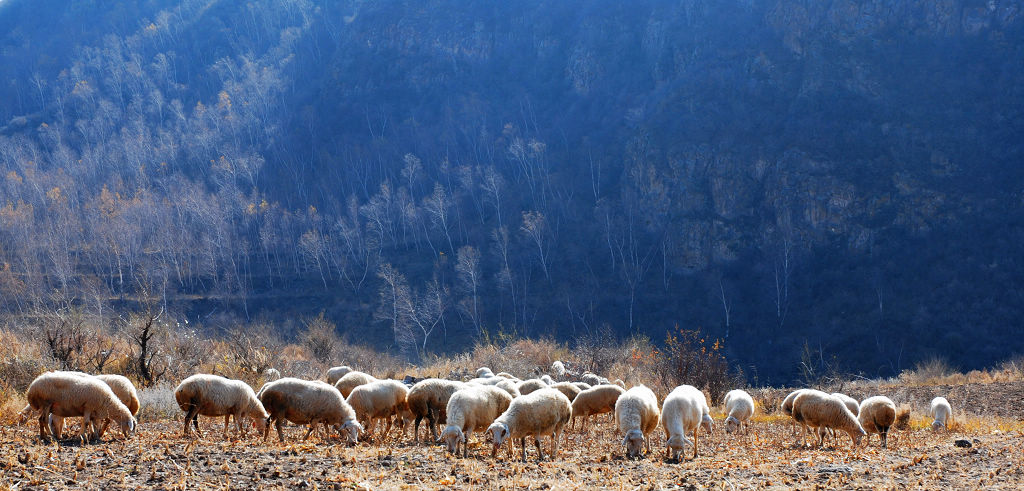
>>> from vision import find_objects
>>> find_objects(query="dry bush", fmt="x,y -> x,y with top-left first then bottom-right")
899,357 -> 957,386
136,383 -> 180,422
658,325 -> 743,403
894,404 -> 912,430
467,338 -> 570,378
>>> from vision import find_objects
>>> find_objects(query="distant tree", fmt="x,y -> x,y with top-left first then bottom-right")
455,245 -> 482,336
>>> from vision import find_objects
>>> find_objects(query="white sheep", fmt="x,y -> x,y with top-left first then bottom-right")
516,378 -> 548,395
475,367 -> 495,378
540,374 -> 555,385
814,392 -> 861,445
550,361 -> 566,380
46,374 -> 140,440
468,376 -> 505,386
495,379 -> 521,398
615,385 -> 661,458
486,388 -> 572,461
548,382 -> 581,402
495,371 -> 517,380
440,385 -> 513,457
406,378 -> 467,442
334,370 -> 377,398
325,366 -> 353,385
580,373 -> 603,387
346,379 -> 410,440
27,371 -> 137,443
662,385 -> 712,460
929,396 -> 952,431
263,368 -> 282,382
570,384 -> 625,430
175,374 -> 268,439
571,382 -> 592,391
858,395 -> 897,448
780,388 -> 809,435
791,390 -> 865,448
723,389 -> 754,434
260,378 -> 362,443
613,379 -> 626,388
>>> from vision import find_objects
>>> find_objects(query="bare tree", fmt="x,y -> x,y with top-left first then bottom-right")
455,245 -> 482,335
376,263 -> 415,358
520,210 -> 550,281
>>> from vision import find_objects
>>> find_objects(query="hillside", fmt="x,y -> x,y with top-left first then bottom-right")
1,0 -> 1024,383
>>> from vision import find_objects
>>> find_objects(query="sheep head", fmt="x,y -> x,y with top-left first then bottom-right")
622,429 -> 645,458
487,422 -> 510,457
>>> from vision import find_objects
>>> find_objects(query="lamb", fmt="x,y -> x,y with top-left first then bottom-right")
475,367 -> 495,378
662,385 -> 712,460
325,365 -> 353,385
723,389 -> 754,434
440,385 -> 513,457
516,378 -> 548,395
406,378 -> 467,442
346,379 -> 410,440
27,371 -> 137,443
260,378 -> 362,443
615,385 -> 661,458
549,382 -> 581,402
790,390 -> 865,448
580,373 -> 603,387
929,396 -> 952,431
334,370 -> 377,398
175,374 -> 268,439
570,384 -> 625,430
858,395 -> 897,448
495,379 -> 521,398
540,374 -> 555,385
486,388 -> 572,462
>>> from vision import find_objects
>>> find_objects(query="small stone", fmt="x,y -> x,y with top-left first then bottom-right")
954,439 -> 972,448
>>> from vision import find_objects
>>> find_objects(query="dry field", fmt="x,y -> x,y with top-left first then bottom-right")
2,380 -> 1023,490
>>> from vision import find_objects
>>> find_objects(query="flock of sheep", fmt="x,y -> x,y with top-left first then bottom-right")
19,362 -> 955,462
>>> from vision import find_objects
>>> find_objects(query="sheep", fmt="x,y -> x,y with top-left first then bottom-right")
549,382 -> 581,402
334,370 -> 377,398
495,372 -> 517,380
570,384 -> 625,431
406,378 -> 467,442
858,395 -> 897,448
495,379 -> 521,398
929,396 -> 952,431
662,385 -> 712,460
325,366 -> 353,385
175,374 -> 268,440
832,393 -> 860,416
613,379 -> 626,389
475,367 -> 494,378
723,389 -> 754,435
580,373 -> 603,387
790,390 -> 865,448
468,376 -> 505,386
615,385 -> 661,458
486,388 -> 572,462
27,371 -> 137,443
516,378 -> 548,395
346,379 -> 410,441
263,368 -> 282,382
440,385 -> 513,457
45,374 -> 140,440
571,382 -> 592,391
550,361 -> 566,380
540,374 -> 555,385
260,378 -> 362,443
780,389 -> 810,435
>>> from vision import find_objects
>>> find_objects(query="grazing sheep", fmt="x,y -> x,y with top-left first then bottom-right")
346,379 -> 410,440
486,388 -> 572,462
516,378 -> 548,395
406,378 -> 467,442
791,390 -> 865,448
550,361 -> 566,380
325,366 -> 353,385
832,393 -> 860,416
615,385 -> 661,458
27,371 -> 137,443
549,382 -> 581,402
475,367 -> 495,378
540,374 -> 555,385
662,385 -> 711,460
175,374 -> 268,439
495,372 -> 517,380
859,395 -> 897,448
723,389 -> 754,434
334,371 -> 377,398
440,385 -> 513,457
260,378 -> 362,443
571,382 -> 592,391
263,368 -> 282,382
468,376 -> 505,386
495,379 -> 521,398
570,384 -> 626,431
929,396 -> 952,431
781,389 -> 810,435
580,373 -> 603,387
47,374 -> 140,440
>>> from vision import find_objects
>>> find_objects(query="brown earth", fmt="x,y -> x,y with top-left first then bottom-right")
1,387 -> 1022,490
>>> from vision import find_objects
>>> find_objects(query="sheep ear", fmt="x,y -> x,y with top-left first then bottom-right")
621,435 -> 629,446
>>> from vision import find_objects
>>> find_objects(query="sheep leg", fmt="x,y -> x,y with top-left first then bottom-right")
79,412 -> 94,444
552,429 -> 561,459
276,419 -> 286,442
262,418 -> 273,442
880,427 -> 889,449
463,430 -> 471,458
37,404 -> 53,442
693,428 -> 699,460
383,415 -> 394,441
519,437 -> 527,462
414,414 -> 423,443
223,414 -> 233,439
302,424 -> 316,441
534,437 -> 545,461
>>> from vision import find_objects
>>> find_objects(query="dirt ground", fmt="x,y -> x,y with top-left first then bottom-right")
1,391 -> 1022,490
